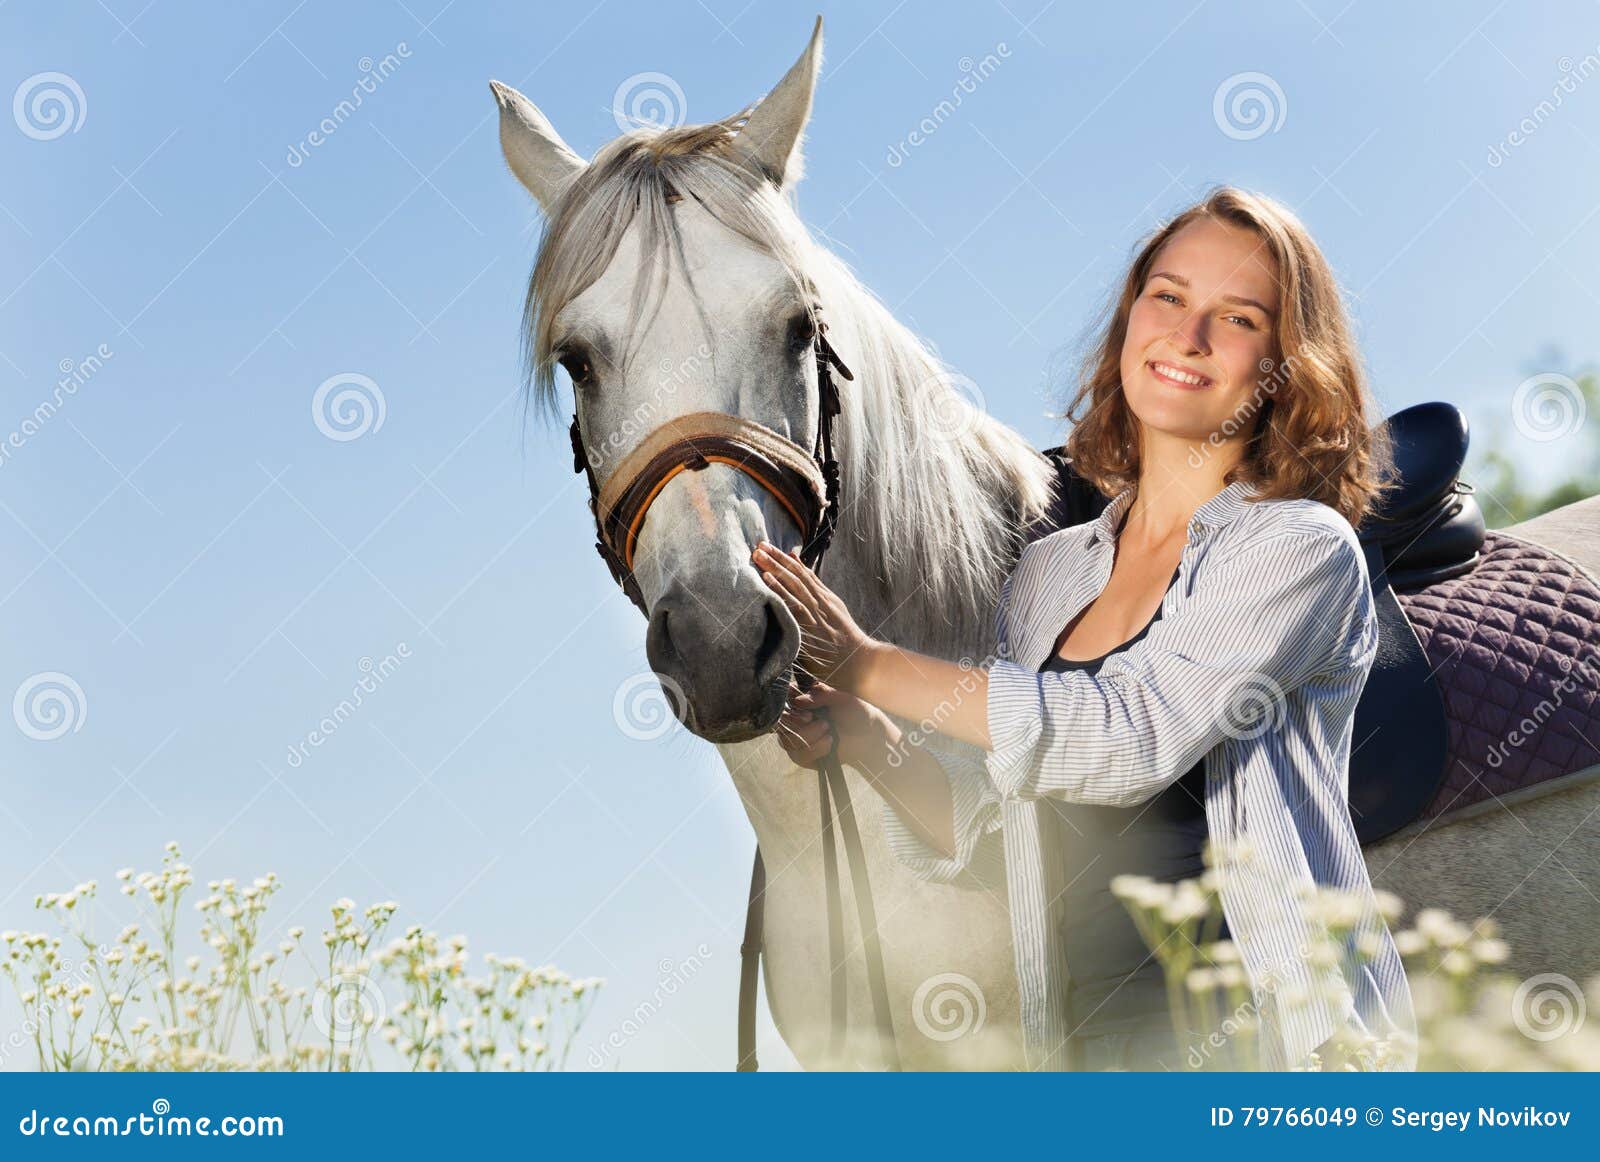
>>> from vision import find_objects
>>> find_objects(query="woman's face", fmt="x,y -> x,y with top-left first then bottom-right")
1119,217 -> 1281,452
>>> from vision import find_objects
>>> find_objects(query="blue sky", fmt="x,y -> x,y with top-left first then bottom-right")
1,0 -> 1596,1070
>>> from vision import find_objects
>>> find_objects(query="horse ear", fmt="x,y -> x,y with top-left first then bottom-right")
734,16 -> 823,188
490,80 -> 586,212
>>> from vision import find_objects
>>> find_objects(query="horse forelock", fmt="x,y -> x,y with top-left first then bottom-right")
522,113 -> 793,410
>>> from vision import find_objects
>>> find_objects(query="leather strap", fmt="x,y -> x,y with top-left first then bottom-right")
817,757 -> 847,1062
822,748 -> 901,1069
569,322 -> 850,617
736,849 -> 765,1072
737,742 -> 902,1072
597,412 -> 830,570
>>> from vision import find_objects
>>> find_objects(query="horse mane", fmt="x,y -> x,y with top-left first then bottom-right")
523,118 -> 1057,652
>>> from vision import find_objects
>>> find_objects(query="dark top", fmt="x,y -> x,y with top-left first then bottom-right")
1039,550 -> 1228,1042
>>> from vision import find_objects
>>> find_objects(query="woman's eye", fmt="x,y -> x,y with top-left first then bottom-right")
1225,314 -> 1257,329
1153,291 -> 1181,305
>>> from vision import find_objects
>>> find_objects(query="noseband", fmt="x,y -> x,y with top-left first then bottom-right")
563,317 -> 902,1071
568,322 -> 852,615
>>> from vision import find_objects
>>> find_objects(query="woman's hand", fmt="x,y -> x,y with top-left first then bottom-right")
752,540 -> 876,686
753,538 -> 995,753
775,679 -> 899,775
776,679 -> 959,859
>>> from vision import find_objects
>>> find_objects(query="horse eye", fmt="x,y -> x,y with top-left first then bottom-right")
786,312 -> 817,354
557,350 -> 594,386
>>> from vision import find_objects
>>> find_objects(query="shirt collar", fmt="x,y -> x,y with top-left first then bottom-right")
1090,478 -> 1260,546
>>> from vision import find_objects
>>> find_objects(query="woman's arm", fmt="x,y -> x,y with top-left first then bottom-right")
974,526 -> 1374,807
756,516 -> 1375,809
849,644 -> 995,750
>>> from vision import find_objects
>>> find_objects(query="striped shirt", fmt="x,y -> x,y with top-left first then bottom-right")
881,478 -> 1417,1070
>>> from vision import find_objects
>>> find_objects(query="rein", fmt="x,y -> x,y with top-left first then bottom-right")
564,319 -> 902,1071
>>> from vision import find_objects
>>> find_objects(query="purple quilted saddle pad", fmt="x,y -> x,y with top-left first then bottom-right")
1395,530 -> 1600,821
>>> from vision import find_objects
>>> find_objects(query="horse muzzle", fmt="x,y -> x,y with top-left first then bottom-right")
645,571 -> 799,742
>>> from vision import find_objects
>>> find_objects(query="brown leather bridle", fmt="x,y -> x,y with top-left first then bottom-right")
564,318 -> 903,1072
568,321 -> 851,615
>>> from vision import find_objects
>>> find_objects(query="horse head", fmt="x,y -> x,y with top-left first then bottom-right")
492,22 -> 831,743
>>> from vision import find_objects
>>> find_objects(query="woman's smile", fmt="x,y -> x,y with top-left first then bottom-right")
1146,358 -> 1215,389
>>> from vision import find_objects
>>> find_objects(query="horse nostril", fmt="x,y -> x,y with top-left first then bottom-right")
753,597 -> 793,687
647,601 -> 680,673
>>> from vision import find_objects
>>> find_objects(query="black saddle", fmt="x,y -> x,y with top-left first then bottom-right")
1360,401 -> 1485,591
1034,401 -> 1484,845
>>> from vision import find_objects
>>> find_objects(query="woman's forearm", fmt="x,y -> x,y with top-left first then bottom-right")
841,641 -> 993,751
845,716 -> 958,858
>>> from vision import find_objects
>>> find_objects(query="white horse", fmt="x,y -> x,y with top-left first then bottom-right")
492,21 -> 1600,1069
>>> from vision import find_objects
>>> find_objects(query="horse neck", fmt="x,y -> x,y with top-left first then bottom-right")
809,257 -> 1056,663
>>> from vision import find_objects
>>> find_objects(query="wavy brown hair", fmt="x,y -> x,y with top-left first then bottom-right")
1063,186 -> 1393,528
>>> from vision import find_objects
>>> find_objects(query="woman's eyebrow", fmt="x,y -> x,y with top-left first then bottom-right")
1222,293 -> 1276,318
1150,270 -> 1275,318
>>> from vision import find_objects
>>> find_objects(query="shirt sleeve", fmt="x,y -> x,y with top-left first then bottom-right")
877,571 -> 1020,884
984,522 -> 1374,807
878,728 -> 1004,886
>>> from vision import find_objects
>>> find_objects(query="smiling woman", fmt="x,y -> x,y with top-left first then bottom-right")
1068,187 -> 1389,525
757,186 -> 1419,1071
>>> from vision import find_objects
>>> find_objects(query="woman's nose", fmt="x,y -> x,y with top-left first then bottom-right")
1171,315 -> 1210,355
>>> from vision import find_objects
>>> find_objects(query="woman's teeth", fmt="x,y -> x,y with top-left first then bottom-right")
1151,360 -> 1209,386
